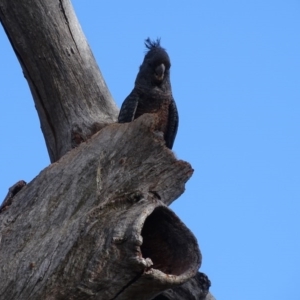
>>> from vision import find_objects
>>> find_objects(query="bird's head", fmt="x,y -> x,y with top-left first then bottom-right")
136,38 -> 171,88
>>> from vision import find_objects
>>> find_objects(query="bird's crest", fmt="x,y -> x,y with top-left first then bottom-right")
144,38 -> 162,51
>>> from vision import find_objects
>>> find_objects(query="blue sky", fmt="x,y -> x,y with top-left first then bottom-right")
1,1 -> 300,299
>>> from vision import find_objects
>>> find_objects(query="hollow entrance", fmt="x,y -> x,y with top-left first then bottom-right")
140,206 -> 199,276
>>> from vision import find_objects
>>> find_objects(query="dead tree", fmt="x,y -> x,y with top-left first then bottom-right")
0,1 -> 213,299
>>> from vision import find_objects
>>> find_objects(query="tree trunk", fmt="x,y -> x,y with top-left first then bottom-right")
0,0 -> 213,299
0,116 -> 200,300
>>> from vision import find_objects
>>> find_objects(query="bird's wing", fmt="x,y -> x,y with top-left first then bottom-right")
165,98 -> 179,149
118,90 -> 139,123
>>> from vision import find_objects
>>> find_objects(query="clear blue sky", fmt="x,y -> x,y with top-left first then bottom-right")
1,1 -> 299,299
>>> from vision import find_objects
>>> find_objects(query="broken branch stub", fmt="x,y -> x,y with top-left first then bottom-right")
0,180 -> 26,213
0,115 -> 199,300
153,272 -> 212,300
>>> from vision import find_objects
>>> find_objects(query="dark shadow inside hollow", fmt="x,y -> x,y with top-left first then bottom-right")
141,206 -> 199,276
151,295 -> 169,300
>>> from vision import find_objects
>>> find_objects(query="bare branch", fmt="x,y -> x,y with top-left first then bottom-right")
0,0 -> 119,162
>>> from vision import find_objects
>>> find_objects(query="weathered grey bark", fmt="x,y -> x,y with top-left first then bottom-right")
153,272 -> 213,300
0,0 -> 214,299
0,0 -> 119,162
0,115 -> 200,300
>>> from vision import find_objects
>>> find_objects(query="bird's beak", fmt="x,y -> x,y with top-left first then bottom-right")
155,63 -> 165,81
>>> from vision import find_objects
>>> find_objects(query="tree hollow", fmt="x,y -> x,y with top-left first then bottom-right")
141,206 -> 197,276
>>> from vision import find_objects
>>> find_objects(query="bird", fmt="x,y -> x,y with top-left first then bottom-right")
118,38 -> 178,149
